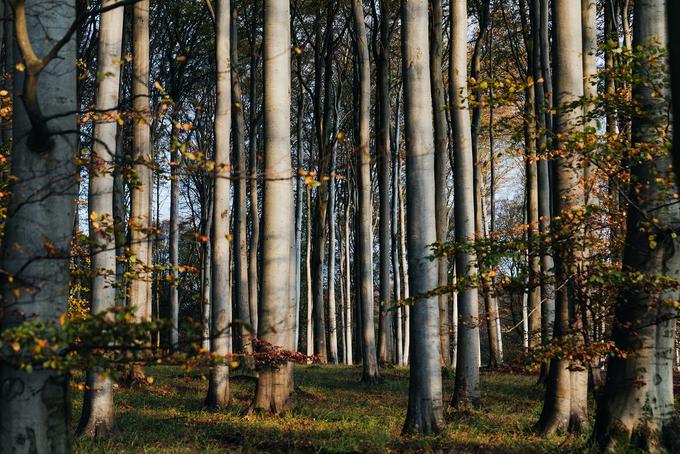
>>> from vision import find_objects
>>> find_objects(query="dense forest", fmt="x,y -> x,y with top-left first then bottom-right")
1,0 -> 680,452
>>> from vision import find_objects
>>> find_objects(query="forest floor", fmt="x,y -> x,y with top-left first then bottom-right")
72,365 -> 595,453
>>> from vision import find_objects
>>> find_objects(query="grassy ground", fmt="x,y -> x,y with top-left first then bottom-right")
72,365 -> 592,453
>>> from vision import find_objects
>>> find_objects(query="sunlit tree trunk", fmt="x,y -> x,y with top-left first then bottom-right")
79,0 -> 125,438
401,0 -> 445,434
392,91 -> 404,366
352,0 -> 380,383
450,0 -> 481,408
429,0 -> 450,368
344,186 -> 353,364
537,0 -> 588,435
0,1 -> 76,451
306,186 -> 314,357
231,4 -> 252,363
596,2 -> 680,451
205,0 -> 232,410
252,0 -> 295,413
327,145 -> 339,363
531,0 -> 555,384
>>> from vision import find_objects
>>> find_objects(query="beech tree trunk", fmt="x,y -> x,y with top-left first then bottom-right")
537,0 -> 588,435
450,0 -> 481,408
252,0 -> 295,413
205,0 -> 232,410
248,1 -> 260,335
352,0 -> 380,384
129,0 -> 153,327
401,0 -> 445,434
78,0 -> 125,438
375,0 -> 394,365
0,0 -> 76,451
595,2 -> 680,451
429,0 -> 451,368
231,4 -> 252,361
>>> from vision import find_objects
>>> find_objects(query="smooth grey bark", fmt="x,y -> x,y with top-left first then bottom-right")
375,0 -> 394,365
392,91 -> 404,366
169,139 -> 180,350
596,1 -> 680,451
398,160 -> 411,366
344,188 -> 353,364
429,0 -> 451,368
450,0 -> 481,408
201,203 -> 213,352
531,0 -> 555,382
401,0 -> 445,435
231,5 -> 252,360
129,0 -> 152,326
581,0 -> 597,203
248,0 -> 260,335
205,0 -> 231,410
352,0 -> 380,383
78,0 -> 125,438
252,0 -> 295,413
306,186 -> 314,357
294,66 -> 304,352
327,144 -> 339,363
538,0 -> 588,435
0,0 -> 77,452
523,15 -> 541,351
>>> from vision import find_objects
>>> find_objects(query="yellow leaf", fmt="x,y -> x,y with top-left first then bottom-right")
15,63 -> 25,72
10,342 -> 20,352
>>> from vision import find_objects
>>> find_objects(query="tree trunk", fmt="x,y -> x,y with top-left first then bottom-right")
0,1 -> 76,451
201,201 -> 213,352
399,160 -> 411,366
248,0 -> 260,336
306,186 -> 314,357
531,0 -> 555,383
352,0 -> 380,383
392,92 -> 403,367
252,0 -> 295,413
327,145 -> 339,363
129,0 -> 152,326
79,0 -> 125,438
231,4 -> 253,362
375,0 -> 394,366
401,0 -> 445,434
344,187 -> 353,364
450,0 -> 481,408
595,2 -> 680,451
537,0 -> 588,435
429,0 -> 451,369
205,0 -> 232,410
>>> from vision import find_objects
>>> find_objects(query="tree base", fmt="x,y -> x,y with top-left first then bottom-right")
250,363 -> 294,415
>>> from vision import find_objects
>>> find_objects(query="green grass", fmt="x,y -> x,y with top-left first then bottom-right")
72,365 -> 591,453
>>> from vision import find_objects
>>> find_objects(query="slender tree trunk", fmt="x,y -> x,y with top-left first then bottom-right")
248,0 -> 260,336
392,92 -> 403,367
201,201 -> 213,352
401,0 -> 445,434
231,5 -> 252,362
169,139 -> 180,350
537,0 -> 588,435
352,0 -> 380,383
595,2 -> 680,451
306,186 -> 314,357
450,0 -> 481,408
252,0 -> 295,413
429,0 -> 451,368
399,162 -> 411,366
344,187 -> 353,364
294,66 -> 304,352
375,0 -> 394,365
532,0 -> 555,383
79,0 -> 125,438
205,0 -> 232,410
327,146 -> 339,363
